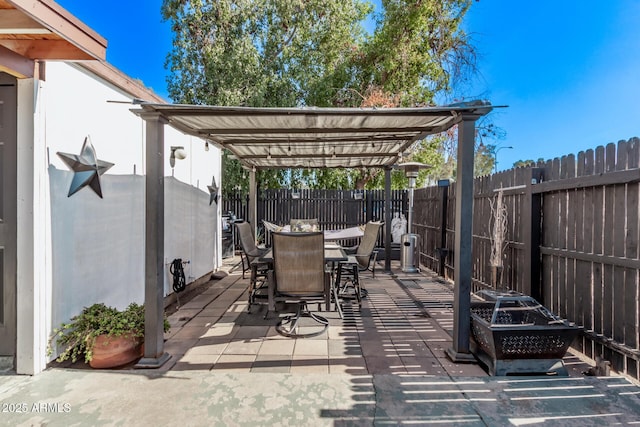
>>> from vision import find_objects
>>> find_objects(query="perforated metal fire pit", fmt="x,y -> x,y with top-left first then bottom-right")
470,290 -> 582,376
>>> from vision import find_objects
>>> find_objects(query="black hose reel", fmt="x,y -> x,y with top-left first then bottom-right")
170,258 -> 187,293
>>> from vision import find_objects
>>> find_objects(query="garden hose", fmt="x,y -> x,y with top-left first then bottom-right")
170,258 -> 186,293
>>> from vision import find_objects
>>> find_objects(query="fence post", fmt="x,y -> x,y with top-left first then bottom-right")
437,179 -> 450,277
522,167 -> 545,300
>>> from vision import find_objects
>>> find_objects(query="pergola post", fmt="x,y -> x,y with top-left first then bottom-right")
248,168 -> 257,235
384,166 -> 392,272
136,111 -> 170,368
446,112 -> 482,363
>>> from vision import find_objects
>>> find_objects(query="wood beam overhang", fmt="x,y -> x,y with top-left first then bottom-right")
0,0 -> 106,63
0,43 -> 33,77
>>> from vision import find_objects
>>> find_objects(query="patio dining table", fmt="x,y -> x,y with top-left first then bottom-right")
262,221 -> 365,241
259,244 -> 347,312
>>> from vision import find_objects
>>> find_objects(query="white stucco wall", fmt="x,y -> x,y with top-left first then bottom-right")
41,63 -> 222,356
44,63 -> 221,185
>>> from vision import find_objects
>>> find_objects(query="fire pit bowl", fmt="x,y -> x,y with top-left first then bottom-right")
470,290 -> 582,376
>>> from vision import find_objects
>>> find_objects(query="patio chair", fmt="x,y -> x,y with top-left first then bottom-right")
335,221 -> 383,307
268,231 -> 329,338
235,221 -> 270,310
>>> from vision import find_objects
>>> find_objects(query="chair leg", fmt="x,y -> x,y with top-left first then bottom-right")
241,252 -> 248,279
334,264 -> 344,315
265,271 -> 274,319
351,264 -> 361,308
370,250 -> 379,278
247,264 -> 257,311
276,302 -> 328,338
332,277 -> 343,319
335,263 -> 362,310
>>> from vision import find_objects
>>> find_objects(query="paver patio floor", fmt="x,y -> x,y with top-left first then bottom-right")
2,257 -> 639,426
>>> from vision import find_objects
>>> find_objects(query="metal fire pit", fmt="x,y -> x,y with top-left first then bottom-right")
470,290 -> 582,376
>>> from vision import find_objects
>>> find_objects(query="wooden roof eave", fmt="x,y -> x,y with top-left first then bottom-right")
2,0 -> 106,62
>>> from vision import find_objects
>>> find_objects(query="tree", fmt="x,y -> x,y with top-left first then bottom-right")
474,143 -> 495,176
357,0 -> 475,107
162,0 -> 480,194
162,0 -> 371,195
162,0 -> 371,107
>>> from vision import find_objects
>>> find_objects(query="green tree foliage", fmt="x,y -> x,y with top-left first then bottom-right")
162,0 -> 370,107
474,143 -> 496,177
352,0 -> 475,107
161,0 -> 483,194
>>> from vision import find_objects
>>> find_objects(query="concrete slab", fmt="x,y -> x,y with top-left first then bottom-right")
4,370 -> 635,426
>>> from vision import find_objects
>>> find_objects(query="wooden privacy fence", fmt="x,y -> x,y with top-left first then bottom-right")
223,189 -> 406,247
413,137 -> 640,381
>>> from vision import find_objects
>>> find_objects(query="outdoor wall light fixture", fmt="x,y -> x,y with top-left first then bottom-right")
170,146 -> 187,168
205,141 -> 209,152
267,146 -> 272,160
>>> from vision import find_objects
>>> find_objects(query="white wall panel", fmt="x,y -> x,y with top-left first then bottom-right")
43,62 -> 221,346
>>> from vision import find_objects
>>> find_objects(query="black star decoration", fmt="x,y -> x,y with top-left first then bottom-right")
208,176 -> 219,205
57,136 -> 114,198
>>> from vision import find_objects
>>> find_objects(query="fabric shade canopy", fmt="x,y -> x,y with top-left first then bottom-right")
136,101 -> 494,170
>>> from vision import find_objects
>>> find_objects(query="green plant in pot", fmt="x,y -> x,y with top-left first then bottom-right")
48,302 -> 170,369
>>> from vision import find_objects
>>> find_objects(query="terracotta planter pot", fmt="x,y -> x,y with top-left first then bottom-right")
89,334 -> 143,369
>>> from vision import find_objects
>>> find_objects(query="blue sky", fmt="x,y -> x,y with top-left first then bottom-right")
57,1 -> 640,170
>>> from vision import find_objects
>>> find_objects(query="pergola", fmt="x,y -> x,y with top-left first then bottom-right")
133,100 -> 494,367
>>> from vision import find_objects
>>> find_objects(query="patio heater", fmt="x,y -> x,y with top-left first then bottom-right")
398,162 -> 431,273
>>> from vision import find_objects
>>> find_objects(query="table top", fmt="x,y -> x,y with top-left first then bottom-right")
263,221 -> 364,241
259,246 -> 347,263
323,247 -> 348,262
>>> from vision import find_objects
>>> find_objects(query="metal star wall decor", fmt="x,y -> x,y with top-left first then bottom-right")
57,136 -> 114,198
208,176 -> 219,205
